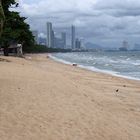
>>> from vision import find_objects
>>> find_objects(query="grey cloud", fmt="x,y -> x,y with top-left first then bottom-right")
94,0 -> 140,17
18,0 -> 140,48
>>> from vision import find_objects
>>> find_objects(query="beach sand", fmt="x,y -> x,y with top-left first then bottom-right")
0,54 -> 140,140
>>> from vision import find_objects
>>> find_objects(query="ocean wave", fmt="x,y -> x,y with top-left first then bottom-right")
49,53 -> 140,81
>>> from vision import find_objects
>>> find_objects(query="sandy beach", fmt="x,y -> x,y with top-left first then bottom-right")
0,54 -> 140,140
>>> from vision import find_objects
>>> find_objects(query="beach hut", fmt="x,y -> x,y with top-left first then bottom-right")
3,43 -> 23,57
9,43 -> 23,57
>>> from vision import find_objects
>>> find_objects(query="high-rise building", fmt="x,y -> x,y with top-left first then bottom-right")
51,30 -> 55,48
47,22 -> 54,48
54,37 -> 64,49
61,32 -> 66,49
75,38 -> 81,50
71,25 -> 75,49
119,40 -> 128,51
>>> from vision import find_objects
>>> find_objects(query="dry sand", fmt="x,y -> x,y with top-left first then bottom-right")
0,54 -> 140,140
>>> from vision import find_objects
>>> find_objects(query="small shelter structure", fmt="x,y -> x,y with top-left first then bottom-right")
3,43 -> 23,57
8,43 -> 23,57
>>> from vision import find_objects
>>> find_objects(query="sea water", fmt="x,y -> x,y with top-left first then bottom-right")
51,51 -> 140,80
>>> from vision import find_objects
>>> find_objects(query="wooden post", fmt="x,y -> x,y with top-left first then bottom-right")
3,47 -> 9,56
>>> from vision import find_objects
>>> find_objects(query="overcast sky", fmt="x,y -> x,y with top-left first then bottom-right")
17,0 -> 140,48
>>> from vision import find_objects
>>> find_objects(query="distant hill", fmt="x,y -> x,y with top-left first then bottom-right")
85,42 -> 103,50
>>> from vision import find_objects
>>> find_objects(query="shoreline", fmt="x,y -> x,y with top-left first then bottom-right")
49,53 -> 140,82
0,54 -> 140,140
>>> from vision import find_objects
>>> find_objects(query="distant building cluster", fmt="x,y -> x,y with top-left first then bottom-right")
32,26 -> 140,52
32,22 -> 82,50
32,30 -> 39,44
46,22 -> 82,50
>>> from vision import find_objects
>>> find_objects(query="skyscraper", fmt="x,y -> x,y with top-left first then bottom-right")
61,32 -> 66,49
47,22 -> 54,48
119,40 -> 128,51
71,25 -> 75,49
51,30 -> 55,48
75,38 -> 81,50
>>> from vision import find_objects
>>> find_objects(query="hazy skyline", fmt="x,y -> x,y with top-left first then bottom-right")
16,0 -> 140,48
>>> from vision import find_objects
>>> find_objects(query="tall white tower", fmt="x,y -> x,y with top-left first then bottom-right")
71,25 -> 75,49
61,32 -> 66,49
47,22 -> 53,48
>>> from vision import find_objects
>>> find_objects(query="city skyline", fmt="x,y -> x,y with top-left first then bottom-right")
34,23 -> 80,48
34,23 -> 138,51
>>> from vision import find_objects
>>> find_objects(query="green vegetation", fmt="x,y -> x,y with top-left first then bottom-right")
0,0 -> 5,37
0,0 -> 35,55
1,11 -> 34,50
25,45 -> 72,53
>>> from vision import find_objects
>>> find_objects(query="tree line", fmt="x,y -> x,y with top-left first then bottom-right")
0,0 -> 35,55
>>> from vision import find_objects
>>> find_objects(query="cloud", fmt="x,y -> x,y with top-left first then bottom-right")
95,0 -> 140,17
17,0 -> 140,48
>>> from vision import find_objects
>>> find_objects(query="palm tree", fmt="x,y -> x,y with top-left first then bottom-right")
0,0 -> 5,37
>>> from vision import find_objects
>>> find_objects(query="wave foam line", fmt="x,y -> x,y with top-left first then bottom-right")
49,54 -> 140,81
